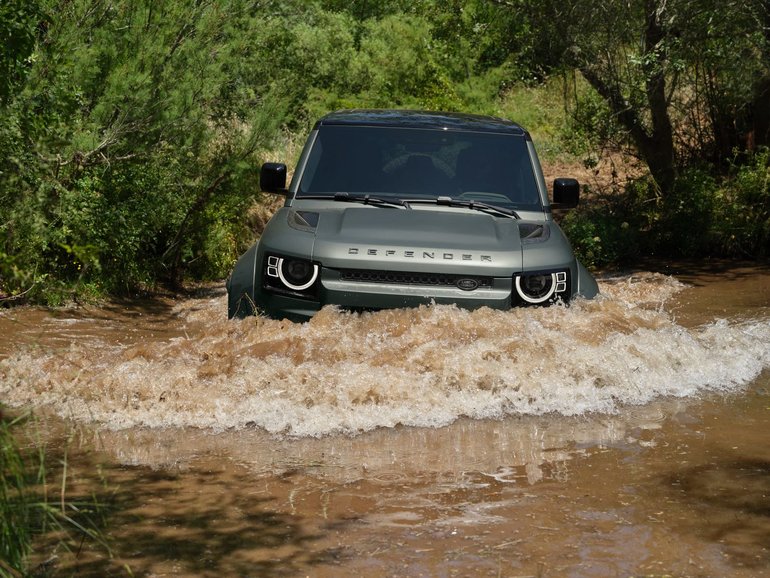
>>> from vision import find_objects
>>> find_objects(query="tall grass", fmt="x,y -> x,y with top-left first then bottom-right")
1,411 -> 33,576
0,408 -> 109,577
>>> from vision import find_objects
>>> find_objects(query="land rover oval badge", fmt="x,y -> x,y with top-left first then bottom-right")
456,278 -> 479,291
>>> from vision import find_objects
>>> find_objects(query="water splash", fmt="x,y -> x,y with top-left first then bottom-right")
1,273 -> 768,437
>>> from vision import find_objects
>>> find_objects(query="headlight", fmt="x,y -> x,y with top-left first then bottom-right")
266,255 -> 319,293
514,271 -> 568,304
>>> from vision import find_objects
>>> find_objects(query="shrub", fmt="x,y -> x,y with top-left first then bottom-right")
560,183 -> 645,268
654,167 -> 719,257
562,151 -> 770,267
713,149 -> 770,258
561,75 -> 620,158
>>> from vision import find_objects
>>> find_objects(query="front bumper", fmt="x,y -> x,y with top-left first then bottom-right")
255,265 -> 574,321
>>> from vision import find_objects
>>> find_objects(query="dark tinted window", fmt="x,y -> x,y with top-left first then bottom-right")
298,125 -> 541,210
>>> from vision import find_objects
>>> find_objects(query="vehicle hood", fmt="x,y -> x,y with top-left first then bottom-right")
307,207 -> 523,275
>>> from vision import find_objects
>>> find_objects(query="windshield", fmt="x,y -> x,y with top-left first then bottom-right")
296,125 -> 543,211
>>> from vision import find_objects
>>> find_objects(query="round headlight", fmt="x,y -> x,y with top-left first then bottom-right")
278,258 -> 319,291
515,273 -> 556,304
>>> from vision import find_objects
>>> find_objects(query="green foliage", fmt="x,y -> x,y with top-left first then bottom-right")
640,156 -> 770,259
497,74 -> 619,163
498,77 -> 571,159
562,78 -> 619,158
0,0 -> 41,106
669,0 -> 769,162
411,0 -> 533,81
354,14 -> 461,111
0,0 -> 553,305
655,168 -> 719,256
507,0 -> 770,191
253,5 -> 359,127
294,0 -> 536,119
713,149 -> 770,258
1,0 -> 768,303
560,184 -> 645,268
1,0 -> 287,301
562,150 -> 770,267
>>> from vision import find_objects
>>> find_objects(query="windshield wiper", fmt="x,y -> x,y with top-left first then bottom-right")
298,193 -> 411,209
408,196 -> 520,219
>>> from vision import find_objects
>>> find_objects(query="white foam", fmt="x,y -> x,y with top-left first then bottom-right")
1,275 -> 768,437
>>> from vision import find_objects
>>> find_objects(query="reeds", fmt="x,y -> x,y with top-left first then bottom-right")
0,408 -> 108,577
1,411 -> 32,577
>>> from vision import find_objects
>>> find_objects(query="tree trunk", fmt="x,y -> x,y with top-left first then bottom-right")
574,0 -> 677,193
743,2 -> 770,150
746,76 -> 770,149
640,0 -> 676,192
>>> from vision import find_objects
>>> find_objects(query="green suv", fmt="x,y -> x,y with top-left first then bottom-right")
227,110 -> 598,320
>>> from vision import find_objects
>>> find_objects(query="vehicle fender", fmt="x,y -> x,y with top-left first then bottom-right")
227,242 -> 260,318
575,259 -> 599,298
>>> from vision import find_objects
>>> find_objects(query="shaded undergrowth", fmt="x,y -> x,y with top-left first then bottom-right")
560,148 -> 770,268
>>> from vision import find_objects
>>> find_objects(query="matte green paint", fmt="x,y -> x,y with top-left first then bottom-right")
228,110 -> 598,321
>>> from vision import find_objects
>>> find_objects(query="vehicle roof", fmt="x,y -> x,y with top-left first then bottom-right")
315,109 -> 528,136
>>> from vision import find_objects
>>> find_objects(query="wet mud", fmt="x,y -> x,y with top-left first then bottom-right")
1,263 -> 769,577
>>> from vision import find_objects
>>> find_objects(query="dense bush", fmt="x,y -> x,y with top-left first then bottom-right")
562,149 -> 770,267
0,0 -> 286,303
714,149 -> 770,258
560,182 -> 645,269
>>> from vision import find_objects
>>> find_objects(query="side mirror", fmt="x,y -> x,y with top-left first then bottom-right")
260,162 -> 288,194
552,178 -> 580,209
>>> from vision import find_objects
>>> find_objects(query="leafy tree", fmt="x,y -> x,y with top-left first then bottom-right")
251,5 -> 359,126
676,0 -> 770,163
506,0 -> 770,192
319,0 -> 416,22
355,14 -> 462,110
0,0 -> 40,106
1,0 -> 287,300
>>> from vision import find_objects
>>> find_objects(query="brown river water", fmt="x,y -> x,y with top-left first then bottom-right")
1,263 -> 769,577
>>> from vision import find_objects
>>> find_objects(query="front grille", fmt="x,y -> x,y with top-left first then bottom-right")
338,269 -> 493,289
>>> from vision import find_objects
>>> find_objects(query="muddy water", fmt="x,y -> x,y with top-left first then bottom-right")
1,264 -> 769,577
